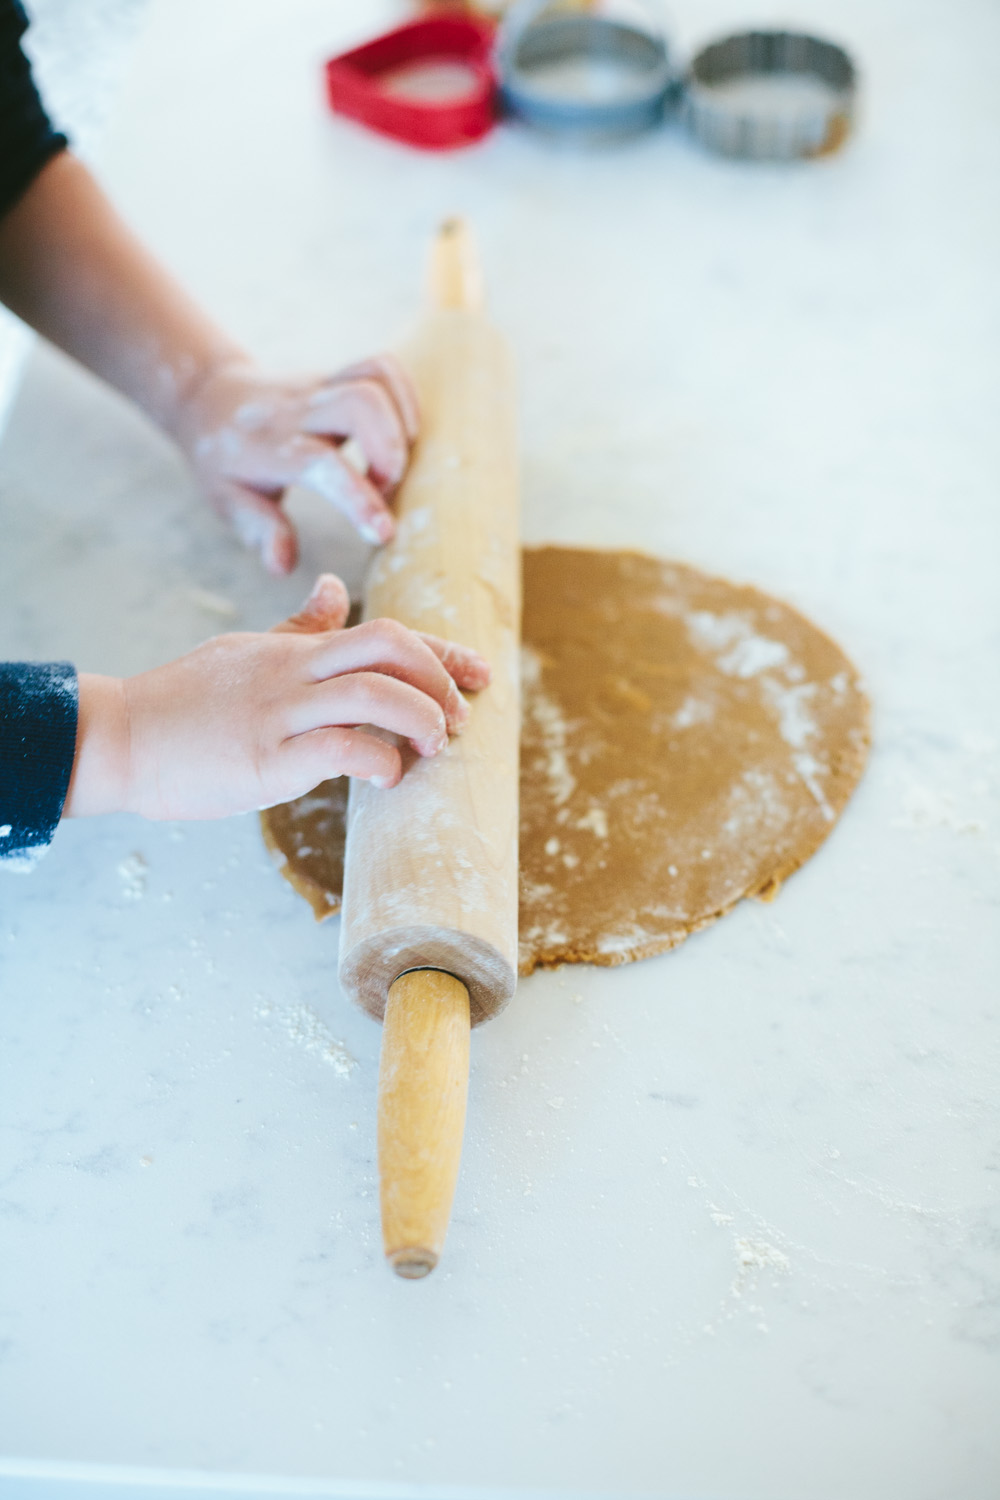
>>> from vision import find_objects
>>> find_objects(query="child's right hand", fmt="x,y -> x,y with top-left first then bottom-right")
64,575 -> 490,821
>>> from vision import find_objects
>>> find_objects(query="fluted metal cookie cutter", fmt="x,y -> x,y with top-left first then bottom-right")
685,30 -> 857,160
497,0 -> 674,143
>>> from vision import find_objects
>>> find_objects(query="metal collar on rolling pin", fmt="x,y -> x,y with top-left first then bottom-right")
324,16 -> 498,150
497,0 -> 674,143
684,31 -> 857,160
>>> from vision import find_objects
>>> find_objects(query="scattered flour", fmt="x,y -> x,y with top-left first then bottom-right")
118,852 -> 148,900
695,1224 -> 794,1339
686,610 -> 748,651
575,807 -> 609,838
673,695 -> 714,730
522,646 -> 576,808
256,1000 -> 357,1076
718,635 -> 790,679
722,768 -> 791,838
762,678 -> 820,750
689,610 -> 791,680
792,752 -> 836,822
0,843 -> 46,873
734,1237 -> 792,1278
685,610 -> 838,819
894,781 -> 985,834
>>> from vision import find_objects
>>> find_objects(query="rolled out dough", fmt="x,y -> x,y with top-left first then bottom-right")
260,546 -> 870,974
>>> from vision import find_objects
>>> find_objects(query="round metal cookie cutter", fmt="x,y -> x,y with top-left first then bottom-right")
685,30 -> 857,159
497,0 -> 674,143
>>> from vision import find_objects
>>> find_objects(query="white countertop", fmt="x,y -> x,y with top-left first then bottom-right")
1,1 -> 998,1496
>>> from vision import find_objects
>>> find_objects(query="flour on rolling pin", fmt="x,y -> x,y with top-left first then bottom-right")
339,220 -> 521,1028
334,220 -> 523,1275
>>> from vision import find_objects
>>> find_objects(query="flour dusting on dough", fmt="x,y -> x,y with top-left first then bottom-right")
763,677 -> 820,749
260,548 -> 870,978
516,549 -> 869,972
576,807 -> 609,838
720,636 -> 790,679
522,646 -> 576,809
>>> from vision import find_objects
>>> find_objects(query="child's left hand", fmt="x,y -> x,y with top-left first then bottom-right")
177,353 -> 419,576
0,154 -> 420,576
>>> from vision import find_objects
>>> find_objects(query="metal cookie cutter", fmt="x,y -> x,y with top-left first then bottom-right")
685,30 -> 857,160
497,0 -> 674,143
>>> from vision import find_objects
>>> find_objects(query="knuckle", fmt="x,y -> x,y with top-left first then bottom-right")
344,673 -> 383,720
368,616 -> 413,653
353,668 -> 383,697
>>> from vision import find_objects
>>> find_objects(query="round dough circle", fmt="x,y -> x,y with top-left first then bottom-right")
261,546 -> 870,975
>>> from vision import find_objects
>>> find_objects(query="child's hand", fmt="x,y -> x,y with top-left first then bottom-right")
65,575 -> 490,821
177,356 -> 419,576
0,155 -> 418,575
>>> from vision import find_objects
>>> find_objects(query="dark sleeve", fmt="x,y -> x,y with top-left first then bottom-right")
0,661 -> 79,869
0,0 -> 68,220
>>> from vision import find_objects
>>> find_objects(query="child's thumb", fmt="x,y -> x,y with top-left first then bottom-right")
272,573 -> 351,635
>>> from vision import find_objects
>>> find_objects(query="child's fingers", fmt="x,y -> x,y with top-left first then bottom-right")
302,378 -> 409,491
212,477 -> 298,576
307,617 -> 470,732
277,725 -> 403,795
272,574 -> 351,635
415,632 -> 492,692
257,436 -> 395,546
326,354 -> 419,444
293,671 -> 447,759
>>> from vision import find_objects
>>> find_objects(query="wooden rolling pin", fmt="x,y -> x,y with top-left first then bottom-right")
338,220 -> 521,1278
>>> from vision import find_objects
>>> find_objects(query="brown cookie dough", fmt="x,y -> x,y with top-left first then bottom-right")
260,546 -> 870,974
260,777 -> 349,920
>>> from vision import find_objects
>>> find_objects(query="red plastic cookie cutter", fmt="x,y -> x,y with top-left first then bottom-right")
325,15 -> 499,151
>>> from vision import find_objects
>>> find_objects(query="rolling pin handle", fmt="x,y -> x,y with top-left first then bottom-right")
428,216 -> 484,312
378,968 -> 472,1278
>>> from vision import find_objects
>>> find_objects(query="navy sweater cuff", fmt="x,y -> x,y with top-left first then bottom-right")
0,661 -> 79,869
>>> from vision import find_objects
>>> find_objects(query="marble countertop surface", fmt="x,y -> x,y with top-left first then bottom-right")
1,0 -> 998,1495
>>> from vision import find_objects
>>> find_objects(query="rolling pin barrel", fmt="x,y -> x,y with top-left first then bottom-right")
338,221 -> 521,1275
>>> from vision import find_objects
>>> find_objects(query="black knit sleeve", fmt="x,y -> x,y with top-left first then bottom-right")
0,0 -> 68,220
0,661 -> 79,869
